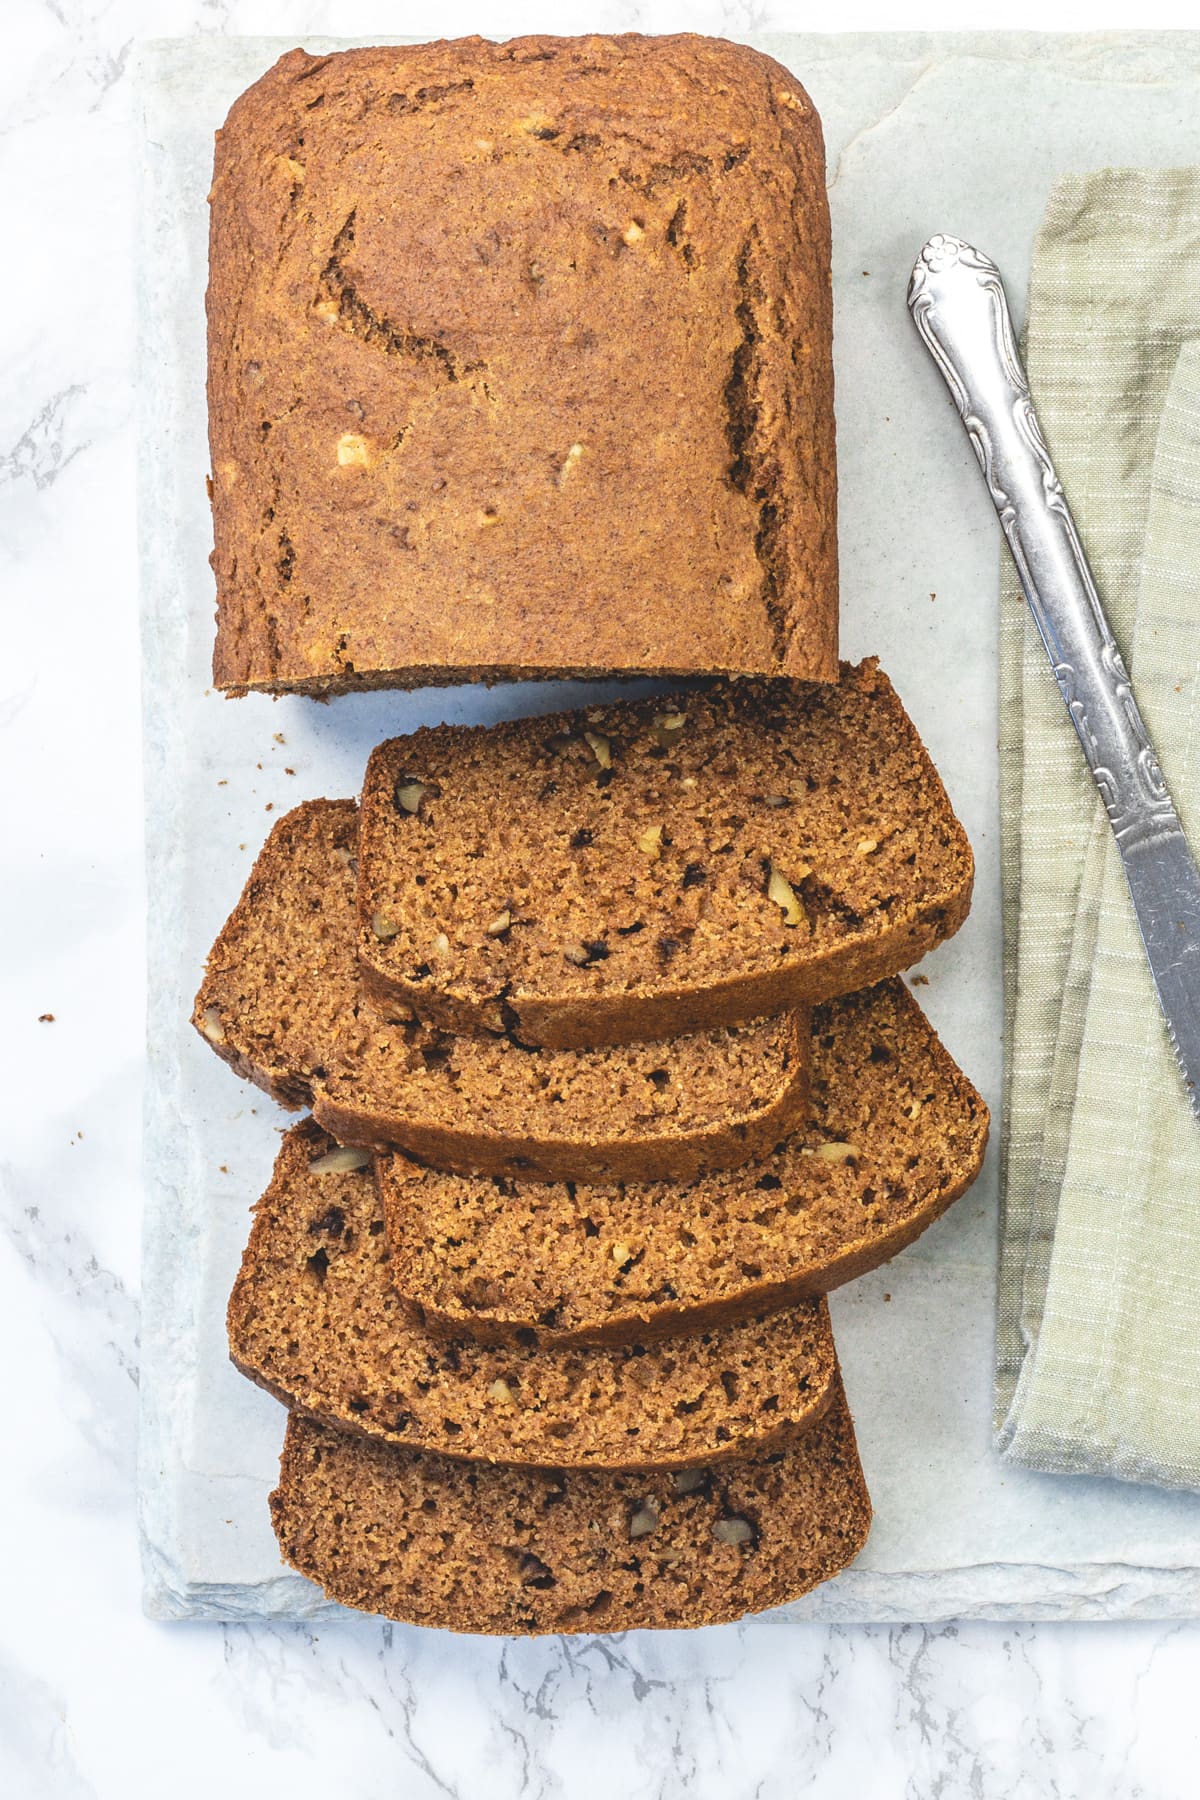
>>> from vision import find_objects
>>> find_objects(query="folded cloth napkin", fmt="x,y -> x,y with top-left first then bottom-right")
996,169 -> 1200,1488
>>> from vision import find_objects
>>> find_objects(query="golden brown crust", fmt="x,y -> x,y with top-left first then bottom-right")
268,1375 -> 871,1633
207,34 -> 837,693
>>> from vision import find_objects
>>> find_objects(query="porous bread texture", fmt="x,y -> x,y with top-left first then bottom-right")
269,1375 -> 870,1633
193,800 -> 811,1183
207,34 -> 837,694
357,660 -> 974,1046
230,1120 -> 838,1471
380,979 -> 990,1347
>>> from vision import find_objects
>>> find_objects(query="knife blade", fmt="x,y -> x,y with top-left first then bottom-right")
908,232 -> 1200,1116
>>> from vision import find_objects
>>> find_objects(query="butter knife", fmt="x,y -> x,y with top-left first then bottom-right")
908,232 -> 1200,1116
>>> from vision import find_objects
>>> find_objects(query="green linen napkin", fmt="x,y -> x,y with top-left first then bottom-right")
996,170 -> 1200,1487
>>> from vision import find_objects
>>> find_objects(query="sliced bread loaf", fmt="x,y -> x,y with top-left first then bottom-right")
356,660 -> 973,1046
230,1120 -> 837,1471
269,1375 -> 870,1633
194,801 -> 811,1183
380,979 -> 989,1347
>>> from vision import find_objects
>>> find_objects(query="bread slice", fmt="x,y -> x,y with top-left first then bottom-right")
380,979 -> 989,1347
356,660 -> 973,1046
194,800 -> 810,1183
269,1375 -> 870,1633
230,1120 -> 837,1471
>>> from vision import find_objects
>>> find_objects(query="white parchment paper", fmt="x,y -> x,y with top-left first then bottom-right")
139,31 -> 1200,1622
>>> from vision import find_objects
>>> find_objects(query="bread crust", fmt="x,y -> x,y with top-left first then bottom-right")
207,34 -> 837,693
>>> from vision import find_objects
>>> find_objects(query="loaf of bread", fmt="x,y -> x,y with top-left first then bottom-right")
206,34 -> 837,694
379,979 -> 989,1347
269,1375 -> 870,1632
194,800 -> 811,1182
230,1120 -> 838,1471
357,660 -> 973,1045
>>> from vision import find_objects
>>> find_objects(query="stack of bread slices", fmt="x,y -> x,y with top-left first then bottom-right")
194,658 -> 988,1634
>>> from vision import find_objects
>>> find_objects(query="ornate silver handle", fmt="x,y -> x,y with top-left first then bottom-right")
907,233 -> 1177,853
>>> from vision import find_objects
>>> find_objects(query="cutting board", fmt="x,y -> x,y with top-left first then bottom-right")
137,30 -> 1200,1622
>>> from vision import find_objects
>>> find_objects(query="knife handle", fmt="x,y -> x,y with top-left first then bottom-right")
907,232 -> 1178,852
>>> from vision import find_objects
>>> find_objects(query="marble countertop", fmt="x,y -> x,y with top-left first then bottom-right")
6,0 -> 1200,1793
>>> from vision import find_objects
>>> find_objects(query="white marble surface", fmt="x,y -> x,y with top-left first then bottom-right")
10,0 -> 1200,1793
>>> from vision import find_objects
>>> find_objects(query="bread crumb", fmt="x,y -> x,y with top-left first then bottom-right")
38,1012 -> 55,1023
909,974 -> 930,987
